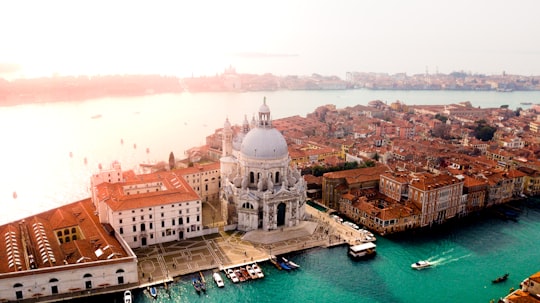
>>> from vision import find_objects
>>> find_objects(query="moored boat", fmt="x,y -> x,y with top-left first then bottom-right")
124,290 -> 132,303
411,260 -> 432,270
149,286 -> 157,299
281,257 -> 300,269
269,256 -> 282,270
239,267 -> 251,280
246,265 -> 259,279
213,272 -> 225,287
192,278 -> 202,293
278,260 -> 292,271
348,242 -> 376,259
252,263 -> 265,278
199,271 -> 207,292
226,268 -> 239,283
235,268 -> 246,282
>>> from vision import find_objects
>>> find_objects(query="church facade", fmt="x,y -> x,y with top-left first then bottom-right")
220,99 -> 307,232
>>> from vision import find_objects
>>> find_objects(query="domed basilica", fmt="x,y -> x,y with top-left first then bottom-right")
220,98 -> 306,232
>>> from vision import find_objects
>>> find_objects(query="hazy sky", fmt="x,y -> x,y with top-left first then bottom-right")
1,0 -> 540,79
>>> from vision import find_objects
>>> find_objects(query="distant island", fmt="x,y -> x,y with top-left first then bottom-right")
1,68 -> 540,105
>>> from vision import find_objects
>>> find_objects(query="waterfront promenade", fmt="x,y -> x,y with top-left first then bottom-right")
133,204 -> 368,288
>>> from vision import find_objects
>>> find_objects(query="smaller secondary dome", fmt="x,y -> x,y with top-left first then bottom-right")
240,127 -> 288,159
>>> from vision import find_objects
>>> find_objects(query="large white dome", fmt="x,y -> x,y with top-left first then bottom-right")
240,127 -> 288,159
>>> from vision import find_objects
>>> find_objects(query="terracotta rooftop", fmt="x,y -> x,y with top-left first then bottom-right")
0,198 -> 130,274
97,170 -> 200,211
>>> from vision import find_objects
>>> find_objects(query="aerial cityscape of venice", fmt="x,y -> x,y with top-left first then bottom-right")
2,1 -> 540,303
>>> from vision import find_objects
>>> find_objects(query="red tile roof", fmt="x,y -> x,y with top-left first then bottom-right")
0,199 -> 130,274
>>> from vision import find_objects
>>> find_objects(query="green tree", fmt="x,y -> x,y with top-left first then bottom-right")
473,121 -> 496,141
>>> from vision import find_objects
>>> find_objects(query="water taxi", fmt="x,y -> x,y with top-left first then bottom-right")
348,242 -> 376,259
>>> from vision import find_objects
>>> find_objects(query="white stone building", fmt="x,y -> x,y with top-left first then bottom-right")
220,99 -> 307,232
92,165 -> 203,249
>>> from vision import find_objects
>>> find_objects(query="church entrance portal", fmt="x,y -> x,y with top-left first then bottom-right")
277,203 -> 286,226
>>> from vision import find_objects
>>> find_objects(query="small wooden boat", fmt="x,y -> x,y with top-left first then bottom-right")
235,268 -> 246,282
269,256 -> 282,270
192,278 -> 202,293
199,272 -> 207,292
239,267 -> 251,280
492,273 -> 509,283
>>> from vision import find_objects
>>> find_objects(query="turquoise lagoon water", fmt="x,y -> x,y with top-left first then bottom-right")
126,200 -> 540,303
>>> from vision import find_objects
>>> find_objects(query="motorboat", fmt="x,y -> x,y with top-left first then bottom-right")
252,263 -> 265,278
246,265 -> 259,279
492,273 -> 509,283
124,290 -> 132,303
226,268 -> 239,283
411,260 -> 432,270
213,272 -> 225,288
235,268 -> 246,282
281,257 -> 300,269
149,286 -> 157,299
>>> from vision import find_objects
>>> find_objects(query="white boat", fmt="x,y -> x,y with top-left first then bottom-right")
149,286 -> 157,298
348,242 -> 376,259
246,265 -> 259,279
252,263 -> 265,278
213,272 -> 225,288
124,290 -> 132,303
282,257 -> 300,269
411,260 -> 432,270
226,268 -> 239,283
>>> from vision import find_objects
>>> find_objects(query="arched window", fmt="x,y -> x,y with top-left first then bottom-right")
250,172 -> 254,183
275,172 -> 280,183
13,283 -> 23,288
116,269 -> 125,273
71,227 -> 76,234
83,273 -> 92,278
64,229 -> 70,235
57,231 -> 62,237
72,235 -> 77,241
241,202 -> 254,209
49,278 -> 59,283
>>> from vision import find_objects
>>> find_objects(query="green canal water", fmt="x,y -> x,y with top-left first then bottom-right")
92,199 -> 540,303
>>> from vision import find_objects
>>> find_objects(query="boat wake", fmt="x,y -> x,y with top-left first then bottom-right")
426,253 -> 471,267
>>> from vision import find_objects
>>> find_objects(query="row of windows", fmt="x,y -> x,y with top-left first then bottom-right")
12,270 -> 125,299
119,208 -> 200,224
119,216 -> 200,234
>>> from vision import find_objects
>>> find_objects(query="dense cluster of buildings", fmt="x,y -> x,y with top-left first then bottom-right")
203,100 -> 540,237
1,96 -> 539,302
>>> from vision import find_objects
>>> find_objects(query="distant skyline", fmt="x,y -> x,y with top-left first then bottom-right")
1,0 -> 540,79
